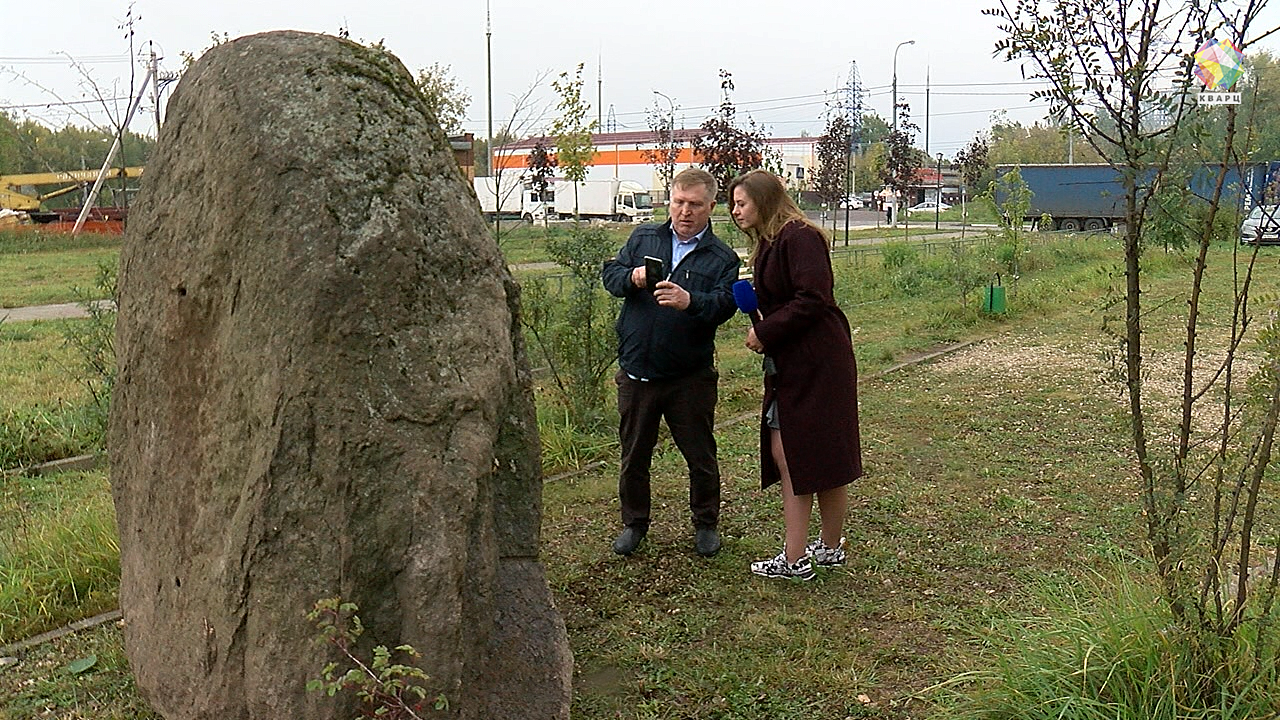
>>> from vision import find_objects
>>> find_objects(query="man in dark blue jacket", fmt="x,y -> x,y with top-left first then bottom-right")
601,167 -> 741,557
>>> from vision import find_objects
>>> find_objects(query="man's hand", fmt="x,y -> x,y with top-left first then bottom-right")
654,280 -> 690,310
630,265 -> 647,288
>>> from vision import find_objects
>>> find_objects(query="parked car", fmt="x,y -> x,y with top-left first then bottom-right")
1241,204 -> 1280,244
839,195 -> 864,209
906,200 -> 951,214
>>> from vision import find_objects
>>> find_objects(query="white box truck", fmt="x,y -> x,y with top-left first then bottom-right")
551,179 -> 653,223
473,176 -> 550,223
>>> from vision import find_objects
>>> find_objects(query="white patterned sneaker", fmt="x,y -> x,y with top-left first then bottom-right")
805,537 -> 846,567
750,551 -> 816,580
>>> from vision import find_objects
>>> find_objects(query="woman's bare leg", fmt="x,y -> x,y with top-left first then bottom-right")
815,485 -> 847,548
773,429 -> 812,563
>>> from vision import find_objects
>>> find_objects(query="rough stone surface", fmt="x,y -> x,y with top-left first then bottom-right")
109,31 -> 570,719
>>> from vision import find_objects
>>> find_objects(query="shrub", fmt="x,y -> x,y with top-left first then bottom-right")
881,240 -> 918,270
60,260 -> 117,423
307,598 -> 446,719
520,225 -> 618,432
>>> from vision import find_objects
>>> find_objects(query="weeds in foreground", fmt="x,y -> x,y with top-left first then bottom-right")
0,401 -> 103,470
0,471 -> 120,646
929,566 -> 1280,719
307,598 -> 446,719
60,261 -> 117,423
0,260 -> 116,471
521,224 -> 618,432
0,620 -> 161,720
538,406 -> 617,476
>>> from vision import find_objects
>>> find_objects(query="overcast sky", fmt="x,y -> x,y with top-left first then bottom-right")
3,1 -> 1279,158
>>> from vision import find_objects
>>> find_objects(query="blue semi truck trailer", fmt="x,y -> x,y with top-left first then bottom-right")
995,163 -> 1280,231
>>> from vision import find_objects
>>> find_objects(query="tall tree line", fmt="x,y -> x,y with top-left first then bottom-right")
0,113 -> 154,175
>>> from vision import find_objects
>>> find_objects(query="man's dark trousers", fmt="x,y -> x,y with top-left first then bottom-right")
616,366 -> 720,531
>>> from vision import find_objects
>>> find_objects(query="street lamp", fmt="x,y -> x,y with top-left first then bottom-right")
891,39 -> 915,137
652,90 -> 677,200
935,153 -> 943,231
652,89 -> 674,117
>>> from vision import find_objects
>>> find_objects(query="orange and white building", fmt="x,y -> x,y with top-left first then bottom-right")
492,130 -> 819,198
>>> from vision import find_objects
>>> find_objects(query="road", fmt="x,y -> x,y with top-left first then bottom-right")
0,301 -> 99,322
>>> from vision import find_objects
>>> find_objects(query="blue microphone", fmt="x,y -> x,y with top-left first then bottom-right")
732,279 -> 762,323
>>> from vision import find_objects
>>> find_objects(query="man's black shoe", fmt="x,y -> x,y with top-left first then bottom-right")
695,527 -> 721,557
612,526 -> 646,555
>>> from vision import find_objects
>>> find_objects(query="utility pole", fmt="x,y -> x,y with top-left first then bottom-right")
150,43 -> 161,130
935,153 -> 943,231
841,61 -> 864,247
924,66 -> 930,157
75,65 -> 153,234
485,0 -> 494,178
485,1 -> 502,237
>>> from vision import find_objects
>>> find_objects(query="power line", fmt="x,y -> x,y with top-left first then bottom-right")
0,54 -> 132,65
1,96 -> 133,111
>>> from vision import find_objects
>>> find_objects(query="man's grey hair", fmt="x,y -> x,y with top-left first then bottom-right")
672,167 -> 718,203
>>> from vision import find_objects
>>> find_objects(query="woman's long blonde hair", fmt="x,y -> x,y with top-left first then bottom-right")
727,169 -> 828,266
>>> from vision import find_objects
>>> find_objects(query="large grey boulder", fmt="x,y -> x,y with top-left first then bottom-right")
109,31 -> 570,719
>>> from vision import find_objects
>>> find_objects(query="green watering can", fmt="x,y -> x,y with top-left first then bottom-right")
983,273 -> 1007,314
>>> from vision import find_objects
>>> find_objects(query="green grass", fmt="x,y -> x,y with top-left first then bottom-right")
0,230 -> 120,308
0,470 -> 120,647
0,320 -> 105,469
0,403 -> 105,470
931,569 -> 1280,719
6,233 -> 1280,717
0,321 -> 84,410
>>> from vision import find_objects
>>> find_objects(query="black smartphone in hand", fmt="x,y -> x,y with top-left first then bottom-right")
644,256 -> 665,291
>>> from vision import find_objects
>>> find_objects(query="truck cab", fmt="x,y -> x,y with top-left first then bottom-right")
616,185 -> 654,223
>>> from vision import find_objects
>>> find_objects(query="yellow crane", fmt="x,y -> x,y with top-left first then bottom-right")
0,167 -> 145,213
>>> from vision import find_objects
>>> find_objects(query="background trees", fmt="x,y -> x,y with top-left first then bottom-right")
0,113 -> 153,209
985,115 -> 1104,167
880,99 -> 922,215
0,114 -> 152,175
525,139 -> 556,197
642,98 -> 679,199
414,62 -> 470,135
954,131 -> 990,198
813,114 -> 853,211
548,63 -> 597,220
690,70 -> 772,202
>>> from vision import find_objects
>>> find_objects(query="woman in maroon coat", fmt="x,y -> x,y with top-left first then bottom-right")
728,169 -> 863,581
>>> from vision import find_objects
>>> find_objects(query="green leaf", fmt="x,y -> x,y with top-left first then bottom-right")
66,655 -> 98,674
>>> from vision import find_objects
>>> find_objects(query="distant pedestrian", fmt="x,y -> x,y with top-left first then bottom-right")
728,169 -> 862,581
